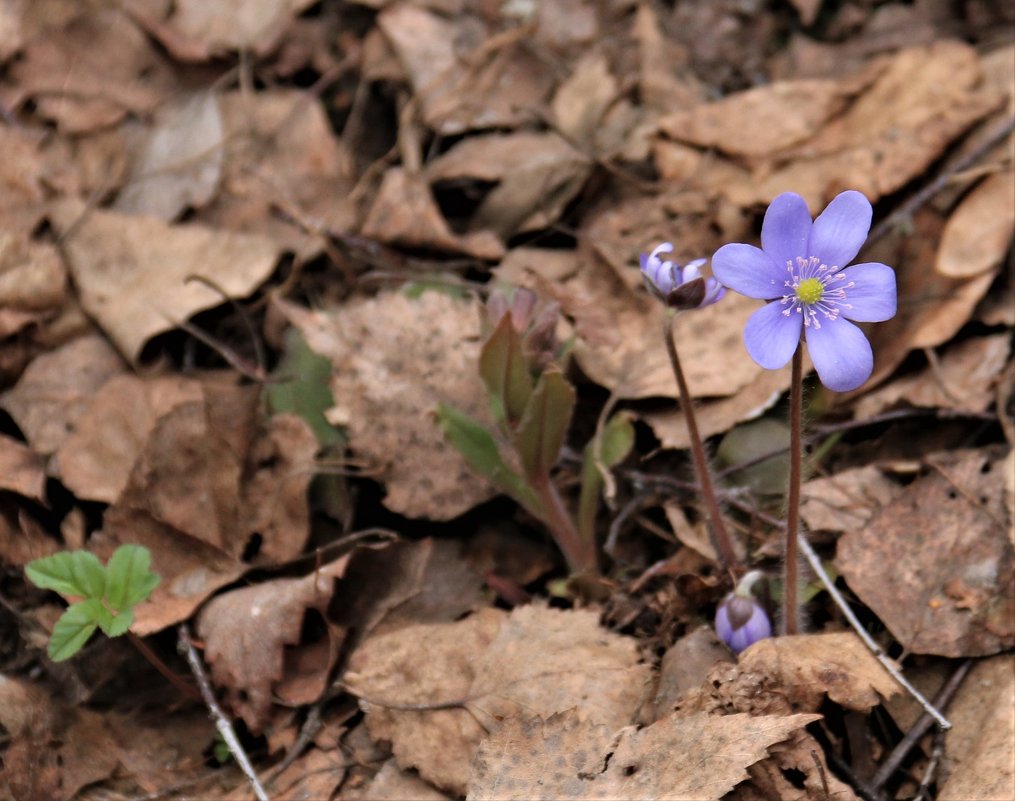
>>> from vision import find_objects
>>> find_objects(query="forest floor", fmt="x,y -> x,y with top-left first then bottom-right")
0,1 -> 1013,800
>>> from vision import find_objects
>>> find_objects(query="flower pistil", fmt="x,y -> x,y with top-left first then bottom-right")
781,256 -> 855,330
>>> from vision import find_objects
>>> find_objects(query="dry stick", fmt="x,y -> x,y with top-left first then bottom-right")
179,623 -> 271,801
662,312 -> 742,576
871,659 -> 971,790
785,349 -> 804,635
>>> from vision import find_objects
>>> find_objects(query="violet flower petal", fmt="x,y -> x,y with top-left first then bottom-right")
761,192 -> 812,269
808,190 -> 872,268
805,317 -> 874,392
837,262 -> 898,322
711,243 -> 784,299
744,301 -> 802,370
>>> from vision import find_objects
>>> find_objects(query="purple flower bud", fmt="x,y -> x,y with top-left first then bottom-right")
640,243 -> 726,310
715,591 -> 772,654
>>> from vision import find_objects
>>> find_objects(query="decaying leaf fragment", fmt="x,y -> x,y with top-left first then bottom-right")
48,199 -> 283,362
837,447 -> 1015,657
197,556 -> 348,732
279,291 -> 496,519
468,709 -> 820,801
344,605 -> 650,795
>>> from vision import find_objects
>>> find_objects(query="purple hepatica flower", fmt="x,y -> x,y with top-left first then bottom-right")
641,243 -> 726,310
715,592 -> 772,655
712,191 -> 897,392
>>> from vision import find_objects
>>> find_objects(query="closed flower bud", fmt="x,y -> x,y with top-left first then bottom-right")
715,571 -> 772,654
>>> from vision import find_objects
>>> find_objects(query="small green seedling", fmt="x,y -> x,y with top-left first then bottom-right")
25,545 -> 160,661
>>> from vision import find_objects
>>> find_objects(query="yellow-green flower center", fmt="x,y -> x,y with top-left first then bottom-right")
795,277 -> 823,305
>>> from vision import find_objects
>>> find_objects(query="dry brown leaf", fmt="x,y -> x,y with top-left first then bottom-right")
345,608 -> 506,793
0,334 -> 125,455
787,0 -> 821,25
799,465 -> 905,534
140,0 -> 316,58
378,5 -> 551,135
202,90 -> 357,257
733,727 -> 857,801
346,605 -> 649,795
426,132 -> 591,239
0,231 -> 67,322
48,199 -> 282,362
362,167 -> 504,259
744,41 -> 1002,208
0,676 -> 122,801
634,3 -> 709,113
643,368 -> 789,450
53,374 -> 205,504
198,556 -> 348,732
0,433 -> 46,501
0,127 -> 50,233
936,170 -> 1015,278
347,759 -> 451,801
267,747 -> 347,801
836,447 -> 1015,657
659,79 -> 853,160
9,8 -> 175,132
468,709 -> 820,801
467,605 -> 651,733
856,334 -> 1011,418
650,625 -> 733,721
279,292 -> 495,519
114,90 -> 224,220
568,253 -> 765,399
552,49 -> 617,148
331,537 -> 489,644
0,508 -> 60,566
938,654 -> 1015,799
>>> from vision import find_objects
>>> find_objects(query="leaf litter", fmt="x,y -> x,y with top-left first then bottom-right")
0,2 -> 1012,800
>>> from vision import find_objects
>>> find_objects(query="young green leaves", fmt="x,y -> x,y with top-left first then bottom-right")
25,545 -> 160,661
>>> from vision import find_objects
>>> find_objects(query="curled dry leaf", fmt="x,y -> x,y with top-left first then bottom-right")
345,605 -> 649,795
9,8 -> 175,133
426,132 -> 591,239
936,170 -> 1015,278
0,433 -> 47,502
138,0 -> 316,58
197,556 -> 348,733
204,90 -> 357,257
279,291 -> 496,520
48,199 -> 282,362
742,41 -> 1003,208
856,334 -> 1011,419
467,709 -> 820,801
836,447 -> 1015,657
658,78 -> 854,160
551,49 -> 618,148
0,334 -> 125,456
362,167 -> 504,259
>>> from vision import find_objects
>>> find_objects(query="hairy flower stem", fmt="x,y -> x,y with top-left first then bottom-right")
784,348 -> 804,635
533,473 -> 597,575
663,313 -> 742,577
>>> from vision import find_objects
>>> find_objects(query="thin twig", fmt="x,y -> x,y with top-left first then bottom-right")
179,623 -> 270,801
912,728 -> 947,801
871,659 -> 971,790
785,349 -> 804,635
662,312 -> 742,576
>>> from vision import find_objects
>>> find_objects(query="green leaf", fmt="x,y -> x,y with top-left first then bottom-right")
98,608 -> 134,638
105,544 -> 160,611
479,314 -> 533,426
577,411 -> 636,542
48,599 -> 104,661
512,369 -> 575,480
436,403 -> 539,512
26,550 -> 106,599
266,327 -> 343,448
